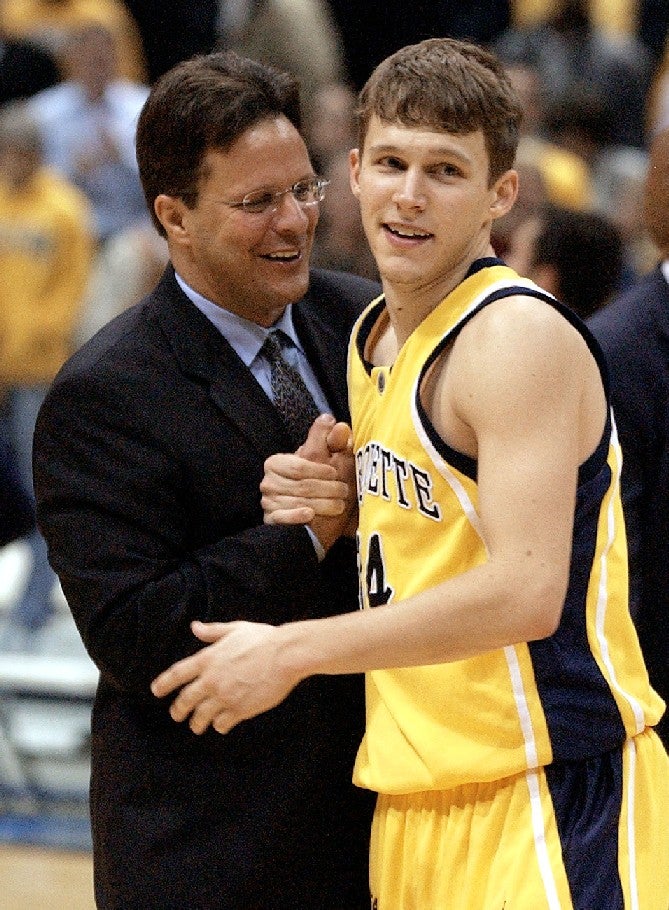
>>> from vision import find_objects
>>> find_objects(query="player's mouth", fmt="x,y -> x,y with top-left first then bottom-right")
383,223 -> 433,243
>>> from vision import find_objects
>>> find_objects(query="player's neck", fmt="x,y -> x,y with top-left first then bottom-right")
382,243 -> 497,347
382,270 -> 465,348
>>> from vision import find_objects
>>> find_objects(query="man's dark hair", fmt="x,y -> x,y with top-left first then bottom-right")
136,51 -> 302,235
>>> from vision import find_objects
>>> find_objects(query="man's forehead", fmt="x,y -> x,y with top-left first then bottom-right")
203,119 -> 309,165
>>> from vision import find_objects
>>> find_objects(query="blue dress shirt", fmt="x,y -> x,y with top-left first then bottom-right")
174,272 -> 332,414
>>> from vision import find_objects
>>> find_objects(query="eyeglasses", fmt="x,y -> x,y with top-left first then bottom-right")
219,176 -> 330,215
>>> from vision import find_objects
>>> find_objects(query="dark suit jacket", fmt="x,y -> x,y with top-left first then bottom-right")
33,266 -> 380,909
588,265 -> 669,747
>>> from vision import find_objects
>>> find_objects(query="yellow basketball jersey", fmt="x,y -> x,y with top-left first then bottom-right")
349,258 -> 665,795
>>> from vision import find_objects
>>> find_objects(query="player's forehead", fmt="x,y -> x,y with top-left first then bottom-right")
362,116 -> 488,165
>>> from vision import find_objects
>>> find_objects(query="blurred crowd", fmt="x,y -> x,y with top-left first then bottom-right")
0,0 -> 668,643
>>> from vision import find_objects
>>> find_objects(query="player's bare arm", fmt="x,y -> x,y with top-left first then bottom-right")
152,295 -> 607,733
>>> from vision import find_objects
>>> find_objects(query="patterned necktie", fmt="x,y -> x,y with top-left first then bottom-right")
261,330 -> 321,448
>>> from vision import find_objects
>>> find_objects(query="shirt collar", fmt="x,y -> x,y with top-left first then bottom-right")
174,271 -> 303,366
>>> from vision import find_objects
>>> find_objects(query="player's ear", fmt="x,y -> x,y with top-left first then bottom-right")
489,169 -> 518,221
349,148 -> 361,199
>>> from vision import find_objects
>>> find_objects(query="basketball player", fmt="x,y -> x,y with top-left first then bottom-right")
152,39 -> 669,909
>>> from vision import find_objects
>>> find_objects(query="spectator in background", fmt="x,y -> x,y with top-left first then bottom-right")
0,101 -> 93,647
505,204 -> 623,319
304,80 -> 357,174
501,62 -> 593,212
593,145 -> 656,286
311,148 -> 378,282
0,28 -> 61,104
588,125 -> 669,749
494,0 -> 654,148
75,221 -> 168,345
491,141 -> 550,258
0,0 -> 147,82
27,22 -> 149,249
538,79 -> 659,287
543,82 -> 614,179
305,79 -> 379,282
123,0 -> 219,83
220,0 -> 347,126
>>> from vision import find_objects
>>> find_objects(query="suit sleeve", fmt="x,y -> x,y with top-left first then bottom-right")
589,302 -> 654,621
609,376 -> 648,621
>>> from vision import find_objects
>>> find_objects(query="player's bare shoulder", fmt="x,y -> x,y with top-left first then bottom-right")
421,292 -> 606,462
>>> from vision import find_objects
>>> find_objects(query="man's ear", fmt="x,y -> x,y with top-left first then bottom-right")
349,148 -> 361,198
154,194 -> 189,242
490,169 -> 519,221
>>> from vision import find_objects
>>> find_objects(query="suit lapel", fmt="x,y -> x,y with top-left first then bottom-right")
150,268 -> 290,453
293,293 -> 350,423
149,267 -> 354,451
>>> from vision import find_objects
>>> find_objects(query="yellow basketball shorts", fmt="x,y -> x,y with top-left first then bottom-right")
369,729 -> 669,909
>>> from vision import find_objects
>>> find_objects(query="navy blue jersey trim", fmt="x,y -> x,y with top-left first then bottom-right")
529,458 -> 627,760
354,259 -> 506,379
356,299 -> 387,377
546,747 -> 624,909
353,266 -> 612,486
465,255 -> 505,276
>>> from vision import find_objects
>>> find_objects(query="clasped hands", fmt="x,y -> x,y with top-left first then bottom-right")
261,413 -> 358,547
150,414 -> 356,734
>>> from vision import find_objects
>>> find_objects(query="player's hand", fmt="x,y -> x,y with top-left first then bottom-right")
150,620 -> 298,735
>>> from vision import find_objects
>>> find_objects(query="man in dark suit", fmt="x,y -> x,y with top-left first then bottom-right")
32,52 -> 378,909
588,125 -> 669,749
